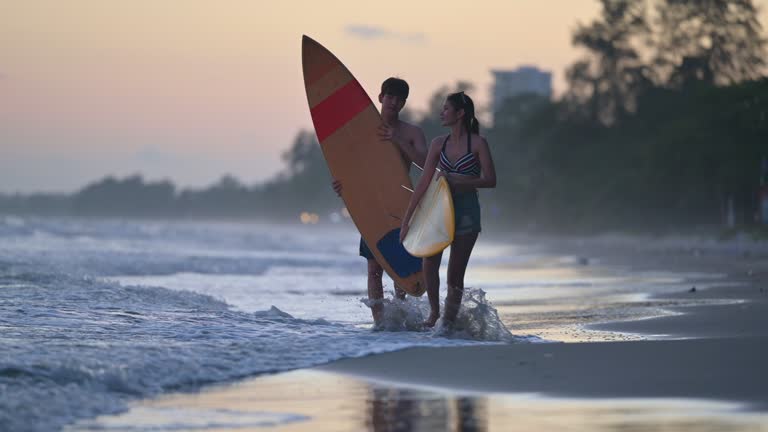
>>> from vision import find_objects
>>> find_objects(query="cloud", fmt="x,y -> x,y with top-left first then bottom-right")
345,25 -> 426,44
346,25 -> 390,40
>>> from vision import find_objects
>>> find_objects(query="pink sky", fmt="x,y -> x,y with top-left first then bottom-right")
1,1 -> 765,193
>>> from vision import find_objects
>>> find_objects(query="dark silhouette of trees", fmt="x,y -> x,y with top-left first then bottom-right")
565,0 -> 652,125
72,175 -> 175,217
653,0 -> 767,87
177,175 -> 255,218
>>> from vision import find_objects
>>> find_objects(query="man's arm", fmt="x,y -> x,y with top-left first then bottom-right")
402,126 -> 427,167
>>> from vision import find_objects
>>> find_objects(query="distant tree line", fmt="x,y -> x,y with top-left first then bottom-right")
0,131 -> 338,220
1,0 -> 766,232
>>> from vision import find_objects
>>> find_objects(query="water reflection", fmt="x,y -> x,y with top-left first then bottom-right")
367,387 -> 487,431
361,384 -> 768,432
72,369 -> 768,432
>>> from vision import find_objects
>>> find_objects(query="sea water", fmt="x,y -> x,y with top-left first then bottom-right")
0,217 -> 528,432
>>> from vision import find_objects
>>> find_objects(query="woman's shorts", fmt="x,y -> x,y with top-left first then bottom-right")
453,190 -> 482,236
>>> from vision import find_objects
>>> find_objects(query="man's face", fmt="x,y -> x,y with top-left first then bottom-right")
379,93 -> 406,115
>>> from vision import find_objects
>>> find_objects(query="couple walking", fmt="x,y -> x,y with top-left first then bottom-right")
332,77 -> 496,329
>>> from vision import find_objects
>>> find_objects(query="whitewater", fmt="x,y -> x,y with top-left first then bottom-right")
0,217 -> 523,431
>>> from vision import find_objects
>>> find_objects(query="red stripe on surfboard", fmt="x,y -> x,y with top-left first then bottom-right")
310,79 -> 370,142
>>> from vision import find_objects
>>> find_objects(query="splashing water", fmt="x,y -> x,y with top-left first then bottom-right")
435,288 -> 519,342
363,287 -> 526,342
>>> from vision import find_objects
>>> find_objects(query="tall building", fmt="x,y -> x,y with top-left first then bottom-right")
491,66 -> 552,116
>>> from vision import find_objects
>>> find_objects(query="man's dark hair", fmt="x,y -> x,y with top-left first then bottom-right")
381,77 -> 409,100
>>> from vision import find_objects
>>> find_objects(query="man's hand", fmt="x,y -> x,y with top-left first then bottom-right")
377,123 -> 398,143
331,179 -> 342,196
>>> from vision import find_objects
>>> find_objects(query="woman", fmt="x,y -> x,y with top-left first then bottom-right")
399,92 -> 497,327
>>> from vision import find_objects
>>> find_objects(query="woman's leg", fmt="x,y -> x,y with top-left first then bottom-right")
422,251 -> 443,327
444,232 -> 479,324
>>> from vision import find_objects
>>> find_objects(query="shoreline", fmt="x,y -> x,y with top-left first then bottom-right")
320,236 -> 768,407
529,232 -> 768,340
69,233 -> 768,430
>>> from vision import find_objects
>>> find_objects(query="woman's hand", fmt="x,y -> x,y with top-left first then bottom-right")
440,171 -> 458,188
443,172 -> 473,193
399,221 -> 410,243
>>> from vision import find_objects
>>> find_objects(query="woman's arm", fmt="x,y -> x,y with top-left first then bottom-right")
447,136 -> 496,191
399,137 -> 443,241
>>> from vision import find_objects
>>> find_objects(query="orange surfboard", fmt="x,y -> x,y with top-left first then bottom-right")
302,35 -> 424,296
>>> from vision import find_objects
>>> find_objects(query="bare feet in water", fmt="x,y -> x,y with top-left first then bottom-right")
423,312 -> 439,328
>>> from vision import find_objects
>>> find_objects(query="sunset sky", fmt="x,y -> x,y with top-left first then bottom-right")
2,1 -> 766,193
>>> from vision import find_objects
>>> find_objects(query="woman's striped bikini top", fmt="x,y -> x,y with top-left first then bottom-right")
439,133 -> 481,176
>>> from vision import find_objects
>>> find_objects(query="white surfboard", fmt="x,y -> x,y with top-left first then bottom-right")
402,168 -> 455,257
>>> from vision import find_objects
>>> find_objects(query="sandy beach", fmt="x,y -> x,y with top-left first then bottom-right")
69,233 -> 768,431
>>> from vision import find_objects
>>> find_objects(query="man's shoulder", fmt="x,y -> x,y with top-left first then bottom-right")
399,120 -> 425,135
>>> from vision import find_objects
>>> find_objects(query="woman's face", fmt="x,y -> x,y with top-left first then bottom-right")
440,100 -> 463,127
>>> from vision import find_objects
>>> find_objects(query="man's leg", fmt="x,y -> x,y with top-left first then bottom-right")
361,237 -> 385,325
367,258 -> 384,324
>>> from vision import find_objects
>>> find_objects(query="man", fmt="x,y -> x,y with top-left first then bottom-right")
332,77 -> 427,326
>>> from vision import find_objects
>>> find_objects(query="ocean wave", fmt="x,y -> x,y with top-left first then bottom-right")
0,219 -> 527,431
0,270 -> 510,432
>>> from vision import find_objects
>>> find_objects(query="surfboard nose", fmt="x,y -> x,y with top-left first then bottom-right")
302,36 -> 339,86
301,34 -> 314,48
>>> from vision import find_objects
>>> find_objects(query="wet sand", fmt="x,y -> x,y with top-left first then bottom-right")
319,254 -> 768,411
322,337 -> 768,409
